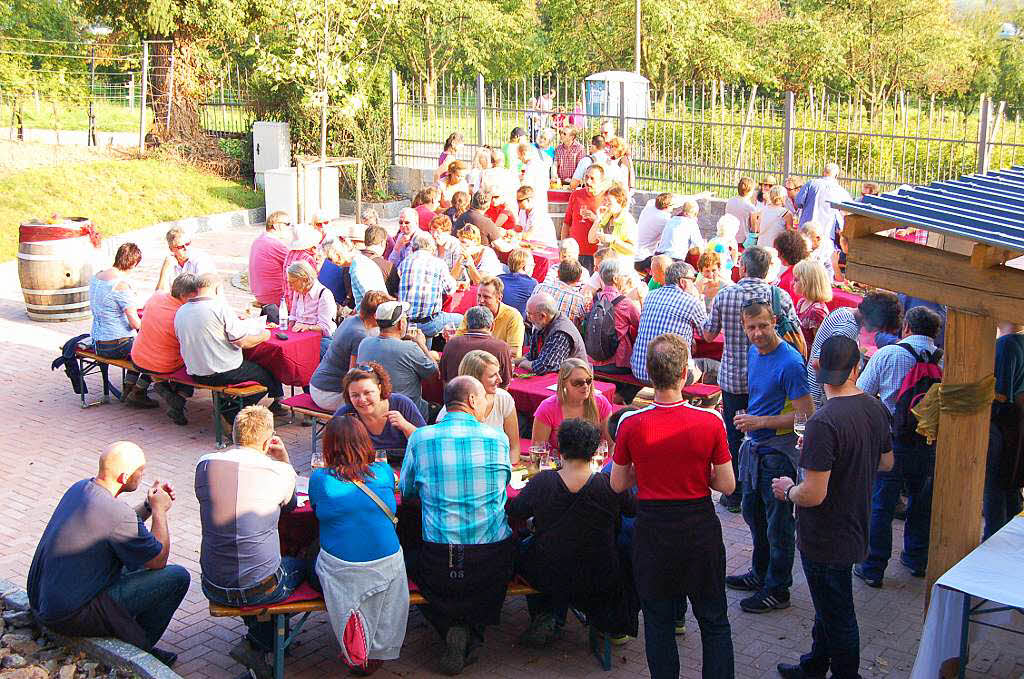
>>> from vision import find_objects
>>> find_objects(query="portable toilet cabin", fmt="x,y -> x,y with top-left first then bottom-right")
584,71 -> 650,133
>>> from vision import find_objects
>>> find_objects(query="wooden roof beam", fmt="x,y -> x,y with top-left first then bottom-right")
971,243 -> 1016,269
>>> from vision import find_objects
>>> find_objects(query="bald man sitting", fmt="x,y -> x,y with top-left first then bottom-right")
27,442 -> 189,667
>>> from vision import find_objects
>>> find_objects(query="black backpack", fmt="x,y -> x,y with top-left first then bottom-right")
583,295 -> 625,361
892,343 -> 943,447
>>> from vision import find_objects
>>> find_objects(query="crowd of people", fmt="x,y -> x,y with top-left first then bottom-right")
24,119 -> 1024,679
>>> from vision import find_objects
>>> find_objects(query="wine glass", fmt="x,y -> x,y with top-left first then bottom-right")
793,412 -> 808,449
310,449 -> 325,470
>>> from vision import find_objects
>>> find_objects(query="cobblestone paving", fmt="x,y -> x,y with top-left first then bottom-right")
0,217 -> 1019,678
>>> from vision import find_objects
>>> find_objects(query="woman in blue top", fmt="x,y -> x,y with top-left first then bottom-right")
89,242 -> 156,409
332,362 -> 426,462
310,416 -> 409,675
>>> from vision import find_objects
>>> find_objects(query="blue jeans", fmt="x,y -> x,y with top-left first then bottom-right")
202,557 -> 309,651
798,557 -> 860,679
860,444 -> 933,579
104,565 -> 191,649
740,451 -> 796,593
641,594 -> 734,679
721,391 -> 749,499
94,338 -> 151,390
983,421 -> 1023,541
413,311 -> 464,338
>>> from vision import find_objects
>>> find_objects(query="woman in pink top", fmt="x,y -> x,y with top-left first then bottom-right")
285,259 -> 337,356
411,187 -> 440,231
282,225 -> 321,318
531,358 -> 614,452
590,259 -> 642,402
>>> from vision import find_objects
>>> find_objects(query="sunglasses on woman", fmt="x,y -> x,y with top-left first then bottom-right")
569,377 -> 593,388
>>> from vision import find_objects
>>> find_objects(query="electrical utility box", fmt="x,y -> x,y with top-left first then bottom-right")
253,121 -> 291,190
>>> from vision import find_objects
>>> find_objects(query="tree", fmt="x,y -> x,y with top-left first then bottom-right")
374,0 -> 543,106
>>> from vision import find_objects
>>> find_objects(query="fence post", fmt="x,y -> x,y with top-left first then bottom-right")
129,74 -> 135,111
977,94 -> 991,175
390,69 -> 399,167
783,91 -> 795,180
166,48 -> 175,132
618,80 -> 627,137
138,41 -> 149,153
476,74 -> 486,148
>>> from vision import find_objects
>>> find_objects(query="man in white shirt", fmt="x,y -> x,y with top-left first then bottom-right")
656,201 -> 705,261
568,135 -> 611,190
174,272 -> 285,421
156,226 -> 216,292
634,193 -> 674,271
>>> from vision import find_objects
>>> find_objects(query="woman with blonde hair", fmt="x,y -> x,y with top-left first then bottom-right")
605,137 -> 634,192
531,358 -> 613,453
467,147 -> 491,193
456,224 -> 503,283
438,160 -> 469,210
437,349 -> 521,464
757,185 -> 795,249
792,258 -> 834,347
286,258 -> 337,356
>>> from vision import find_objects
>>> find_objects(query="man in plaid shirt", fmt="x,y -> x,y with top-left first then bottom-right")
631,262 -> 708,382
399,376 -> 513,674
703,247 -> 799,508
534,259 -> 587,326
398,232 -> 463,338
553,127 -> 585,184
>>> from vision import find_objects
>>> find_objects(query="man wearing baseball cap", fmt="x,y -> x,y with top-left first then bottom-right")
770,336 -> 893,679
356,300 -> 439,420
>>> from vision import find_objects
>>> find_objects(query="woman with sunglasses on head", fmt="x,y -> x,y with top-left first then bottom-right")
531,358 -> 613,454
309,415 -> 409,676
333,362 -> 426,455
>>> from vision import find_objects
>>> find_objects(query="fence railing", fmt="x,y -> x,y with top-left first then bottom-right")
392,72 -> 1024,196
199,67 -> 254,138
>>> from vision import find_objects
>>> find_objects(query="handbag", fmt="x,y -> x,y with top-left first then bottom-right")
771,285 -> 808,361
352,479 -> 398,527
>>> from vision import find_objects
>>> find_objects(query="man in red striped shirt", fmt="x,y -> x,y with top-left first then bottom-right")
553,127 -> 585,185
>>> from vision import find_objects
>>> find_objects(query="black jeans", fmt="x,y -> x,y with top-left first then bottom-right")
94,338 -> 151,391
641,594 -> 734,679
721,390 -> 748,499
192,360 -> 283,421
983,419 -> 1023,540
798,556 -> 860,679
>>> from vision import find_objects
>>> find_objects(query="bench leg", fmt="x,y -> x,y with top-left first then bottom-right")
587,625 -> 612,671
274,613 -> 286,679
213,393 -> 225,449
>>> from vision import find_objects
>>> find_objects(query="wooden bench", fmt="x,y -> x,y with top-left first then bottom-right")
73,349 -> 268,447
208,579 -> 613,677
279,393 -> 332,456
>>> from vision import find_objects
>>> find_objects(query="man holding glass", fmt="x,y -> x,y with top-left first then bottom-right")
727,299 -> 813,614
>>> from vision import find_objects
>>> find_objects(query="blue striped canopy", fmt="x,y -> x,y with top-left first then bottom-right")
833,167 -> 1024,253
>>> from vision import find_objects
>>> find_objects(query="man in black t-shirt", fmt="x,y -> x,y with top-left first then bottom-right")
770,336 -> 893,679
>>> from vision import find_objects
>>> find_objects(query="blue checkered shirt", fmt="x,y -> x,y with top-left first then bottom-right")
534,280 -> 586,325
398,250 -> 456,320
349,252 -> 387,309
703,278 -> 799,394
806,306 -> 860,408
857,334 -> 938,415
630,285 -> 708,382
398,411 -> 512,545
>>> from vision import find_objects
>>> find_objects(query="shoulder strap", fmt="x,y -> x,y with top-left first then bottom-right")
351,479 -> 398,526
770,285 -> 782,315
896,342 -> 922,362
611,295 -> 626,307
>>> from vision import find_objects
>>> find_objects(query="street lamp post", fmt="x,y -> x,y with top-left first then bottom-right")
634,0 -> 641,74
85,23 -> 112,147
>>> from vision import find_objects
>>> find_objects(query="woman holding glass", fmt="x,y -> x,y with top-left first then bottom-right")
309,415 -> 408,675
531,358 -> 614,454
437,350 -> 521,464
333,363 -> 425,458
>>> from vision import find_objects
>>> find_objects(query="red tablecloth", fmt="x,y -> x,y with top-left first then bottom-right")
508,371 -> 616,415
443,285 -> 478,315
525,243 -> 557,283
828,286 -> 863,311
693,334 -> 724,361
245,329 -> 322,387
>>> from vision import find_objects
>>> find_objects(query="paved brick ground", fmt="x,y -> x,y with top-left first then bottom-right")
1,219 -> 1020,679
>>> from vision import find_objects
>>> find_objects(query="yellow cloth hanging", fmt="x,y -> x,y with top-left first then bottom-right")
911,374 -> 996,445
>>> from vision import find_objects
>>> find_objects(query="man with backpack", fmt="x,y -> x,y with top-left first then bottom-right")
854,306 -> 943,588
589,258 -> 641,402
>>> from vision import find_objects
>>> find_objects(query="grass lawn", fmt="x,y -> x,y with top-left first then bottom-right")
1,157 -> 263,261
1,100 -> 151,133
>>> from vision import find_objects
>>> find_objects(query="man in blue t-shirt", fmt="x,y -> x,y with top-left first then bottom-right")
727,299 -> 813,614
984,322 -> 1024,539
27,442 -> 189,667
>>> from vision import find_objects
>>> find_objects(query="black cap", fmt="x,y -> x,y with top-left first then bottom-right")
817,335 -> 861,386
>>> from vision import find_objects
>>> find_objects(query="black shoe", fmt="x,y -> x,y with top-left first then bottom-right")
853,564 -> 882,588
725,570 -> 763,592
900,553 -> 926,577
125,386 -> 160,409
167,407 -> 188,426
153,381 -> 186,410
777,662 -> 826,679
439,626 -> 469,676
268,400 -> 288,417
229,639 -> 272,679
740,589 -> 790,613
150,647 -> 178,667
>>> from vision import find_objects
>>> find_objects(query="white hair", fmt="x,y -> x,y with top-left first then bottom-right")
824,163 -> 841,178
399,207 -> 419,223
558,238 -> 580,258
716,214 -> 740,240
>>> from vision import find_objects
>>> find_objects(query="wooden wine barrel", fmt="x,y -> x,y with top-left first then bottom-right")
17,218 -> 100,322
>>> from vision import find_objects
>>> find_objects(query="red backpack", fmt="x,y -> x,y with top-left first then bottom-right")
892,343 -> 943,447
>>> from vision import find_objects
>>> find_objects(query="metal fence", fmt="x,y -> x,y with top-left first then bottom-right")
392,73 -> 1024,196
199,66 -> 255,138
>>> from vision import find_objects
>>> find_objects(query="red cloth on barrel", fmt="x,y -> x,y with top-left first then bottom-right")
244,329 -> 322,387
508,371 -> 616,415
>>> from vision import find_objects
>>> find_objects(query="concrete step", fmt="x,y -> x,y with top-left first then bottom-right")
548,201 -> 568,215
